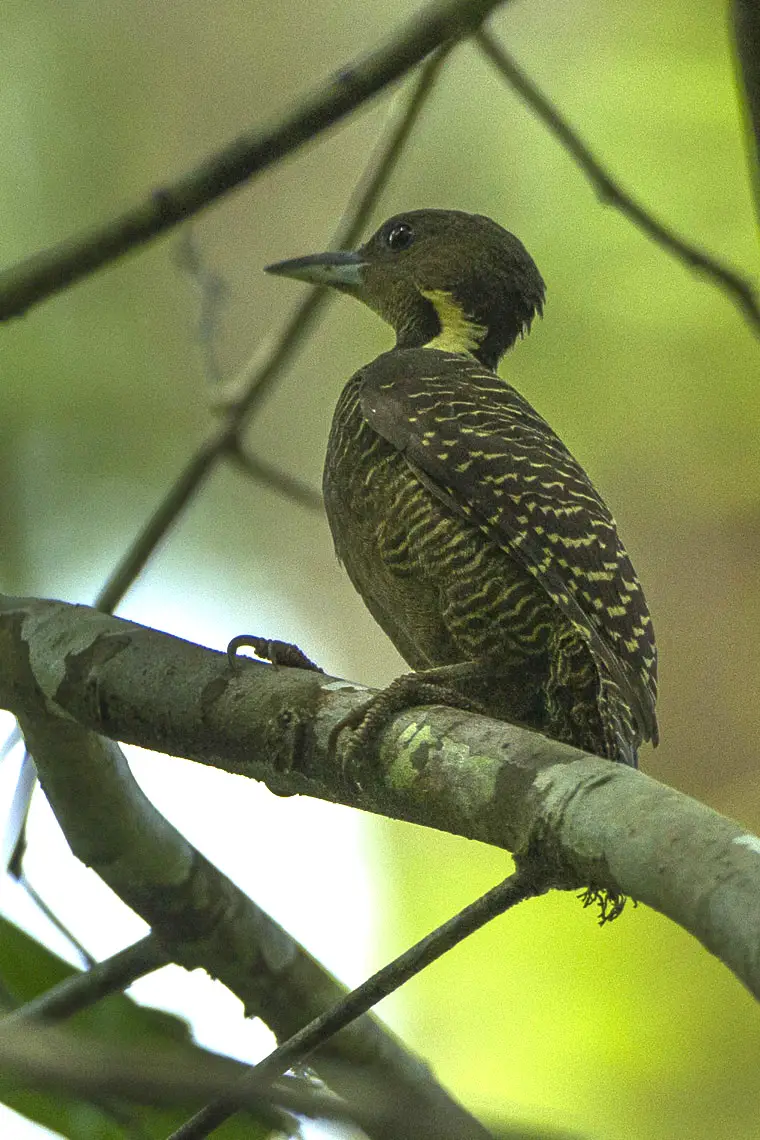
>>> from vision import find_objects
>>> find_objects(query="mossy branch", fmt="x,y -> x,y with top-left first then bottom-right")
1,595 -> 759,1004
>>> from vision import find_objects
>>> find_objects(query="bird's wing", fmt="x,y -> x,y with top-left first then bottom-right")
358,349 -> 658,744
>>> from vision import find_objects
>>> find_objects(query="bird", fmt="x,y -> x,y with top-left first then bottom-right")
265,209 -> 658,768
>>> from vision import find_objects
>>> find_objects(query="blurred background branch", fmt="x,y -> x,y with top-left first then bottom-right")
0,0 -> 509,321
478,29 -> 760,333
732,0 -> 760,233
95,41 -> 451,613
2,935 -> 169,1027
0,1022 -> 348,1129
169,873 -> 538,1139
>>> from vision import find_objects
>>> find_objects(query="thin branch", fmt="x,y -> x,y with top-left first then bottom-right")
10,874 -> 95,968
476,29 -> 760,335
0,747 -> 111,983
0,0 -> 508,322
732,0 -> 760,236
1,745 -> 33,875
169,871 -> 541,1139
3,936 -> 169,1026
0,1023 -> 348,1128
94,437 -> 221,612
0,725 -> 21,763
224,439 -> 322,511
175,230 -> 230,386
177,222 -> 325,513
95,43 -> 452,613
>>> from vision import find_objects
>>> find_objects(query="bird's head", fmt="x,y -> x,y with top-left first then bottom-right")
265,209 -> 545,369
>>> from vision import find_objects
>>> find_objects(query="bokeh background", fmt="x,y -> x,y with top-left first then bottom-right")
1,0 -> 759,1137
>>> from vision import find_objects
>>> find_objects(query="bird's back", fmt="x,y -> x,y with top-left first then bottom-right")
323,347 -> 657,766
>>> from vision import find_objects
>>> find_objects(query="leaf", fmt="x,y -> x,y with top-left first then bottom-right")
0,916 -> 280,1139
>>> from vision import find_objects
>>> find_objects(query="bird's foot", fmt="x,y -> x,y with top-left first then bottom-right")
226,634 -> 324,674
328,671 -> 485,787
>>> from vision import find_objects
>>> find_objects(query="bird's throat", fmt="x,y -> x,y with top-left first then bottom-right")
418,288 -> 487,356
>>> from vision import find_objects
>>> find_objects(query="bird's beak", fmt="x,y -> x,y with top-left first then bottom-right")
265,249 -> 366,290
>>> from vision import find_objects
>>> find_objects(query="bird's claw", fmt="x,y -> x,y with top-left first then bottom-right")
326,673 -> 485,789
226,634 -> 324,673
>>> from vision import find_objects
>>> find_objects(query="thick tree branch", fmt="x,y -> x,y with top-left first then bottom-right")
0,1023 -> 350,1127
1,595 -> 759,1004
0,0 -> 509,322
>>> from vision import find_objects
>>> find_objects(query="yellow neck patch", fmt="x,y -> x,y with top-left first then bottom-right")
419,288 -> 487,356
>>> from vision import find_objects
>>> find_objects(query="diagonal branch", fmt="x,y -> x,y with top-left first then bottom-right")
3,936 -> 169,1026
177,233 -> 325,513
0,1023 -> 351,1128
0,0 -> 510,322
225,439 -> 323,511
176,229 -> 230,387
477,29 -> 760,335
732,0 -> 760,236
170,871 -> 541,1139
94,41 -> 452,613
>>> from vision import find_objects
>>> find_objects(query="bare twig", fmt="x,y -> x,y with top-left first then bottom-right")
168,871 -> 540,1139
226,441 -> 323,511
477,29 -> 760,335
95,43 -> 452,612
175,230 -> 230,386
9,875 -> 95,968
3,936 -> 169,1026
0,0 -> 508,322
177,228 -> 325,513
1,745 -> 32,875
732,0 -> 760,236
0,1023 -> 347,1128
0,742 -> 101,981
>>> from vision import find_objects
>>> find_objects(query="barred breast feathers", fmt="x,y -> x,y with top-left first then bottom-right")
355,347 -> 658,746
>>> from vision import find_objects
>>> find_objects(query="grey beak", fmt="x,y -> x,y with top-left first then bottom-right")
264,249 -> 366,289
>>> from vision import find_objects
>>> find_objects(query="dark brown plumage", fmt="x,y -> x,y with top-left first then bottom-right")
266,209 -> 658,766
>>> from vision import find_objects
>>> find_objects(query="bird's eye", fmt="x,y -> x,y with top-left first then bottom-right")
384,222 -> 415,251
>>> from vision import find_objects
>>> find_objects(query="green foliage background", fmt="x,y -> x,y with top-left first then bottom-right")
1,0 -> 759,1137
0,920 -> 266,1140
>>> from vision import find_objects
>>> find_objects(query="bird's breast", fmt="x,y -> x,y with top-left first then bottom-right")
322,373 -> 559,679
